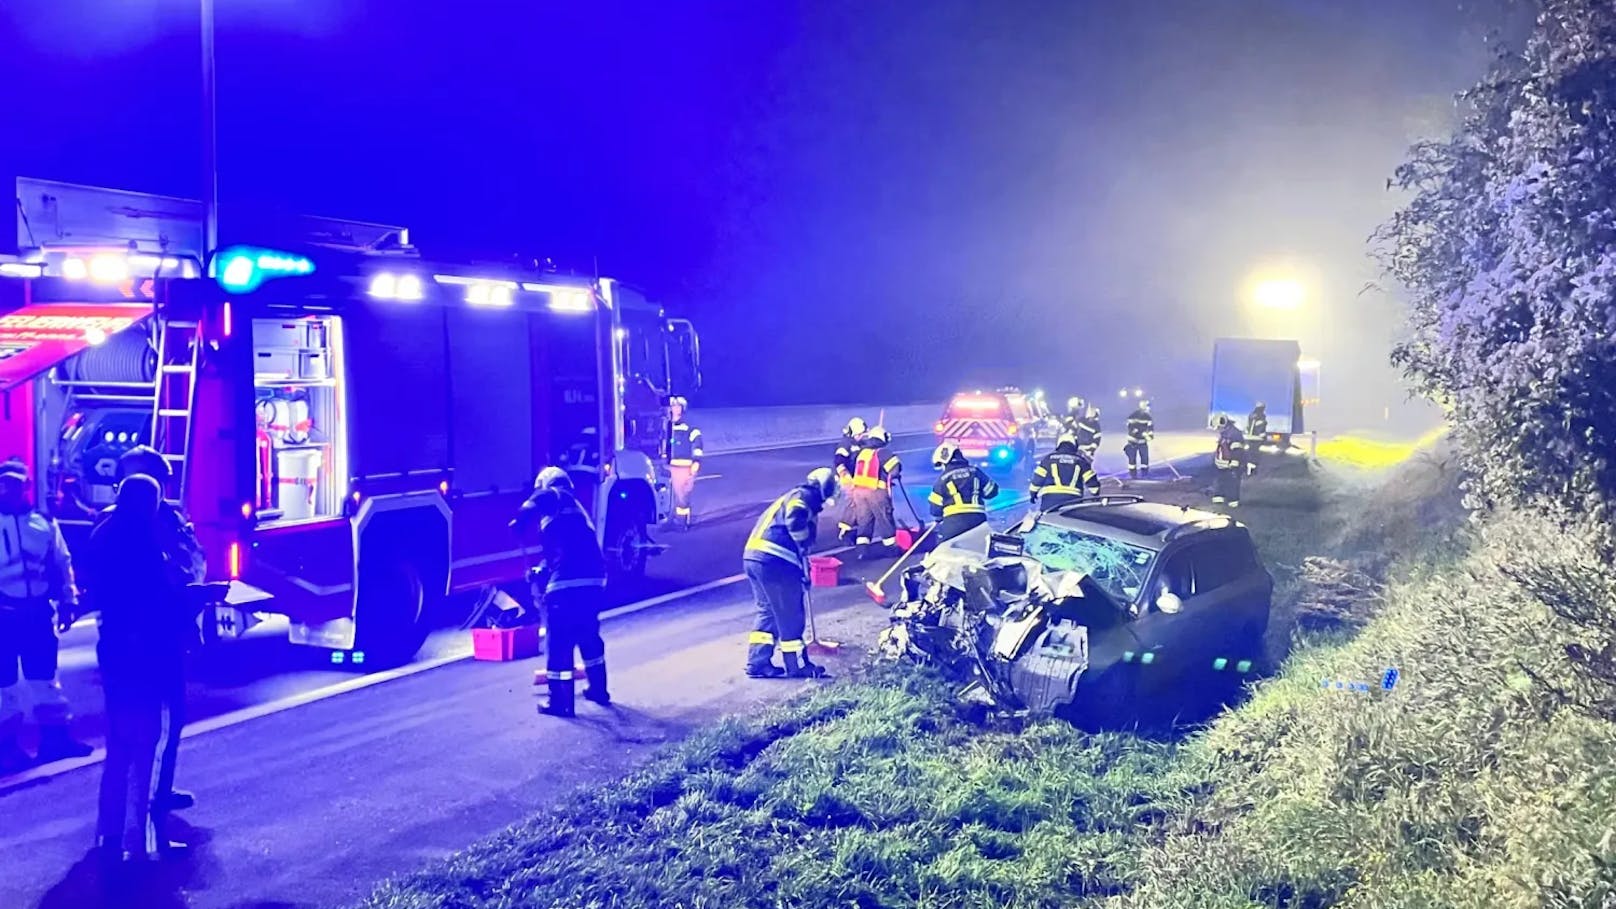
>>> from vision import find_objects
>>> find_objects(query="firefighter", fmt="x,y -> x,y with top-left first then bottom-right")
1061,397 -> 1087,436
1125,399 -> 1156,478
1213,415 -> 1246,507
85,474 -> 187,860
743,468 -> 837,680
846,426 -> 903,559
100,446 -> 206,818
833,417 -> 868,542
0,458 -> 91,772
513,467 -> 610,717
667,396 -> 703,528
929,443 -> 1000,541
1029,434 -> 1100,513
1246,401 -> 1269,474
1074,405 -> 1103,460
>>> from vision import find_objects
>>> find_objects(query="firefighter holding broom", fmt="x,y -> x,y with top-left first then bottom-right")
512,467 -> 610,717
742,468 -> 839,680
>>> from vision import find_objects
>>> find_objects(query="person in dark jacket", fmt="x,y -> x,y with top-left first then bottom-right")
1213,415 -> 1247,508
666,396 -> 703,528
1029,434 -> 1101,512
1074,405 -> 1103,460
929,443 -> 1000,541
513,467 -> 609,717
743,468 -> 837,680
1125,400 -> 1155,479
87,474 -> 188,861
97,446 -> 207,819
1245,402 -> 1269,474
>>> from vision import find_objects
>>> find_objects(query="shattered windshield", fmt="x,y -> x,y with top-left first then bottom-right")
1021,523 -> 1157,605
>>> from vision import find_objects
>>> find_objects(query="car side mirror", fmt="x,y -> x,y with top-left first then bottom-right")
1156,591 -> 1183,615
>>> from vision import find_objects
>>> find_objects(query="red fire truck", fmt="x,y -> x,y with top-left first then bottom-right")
0,179 -> 700,663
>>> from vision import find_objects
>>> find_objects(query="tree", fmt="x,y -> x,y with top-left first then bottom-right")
1376,0 -> 1616,523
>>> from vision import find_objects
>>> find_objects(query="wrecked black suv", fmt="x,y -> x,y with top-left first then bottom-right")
881,495 -> 1272,727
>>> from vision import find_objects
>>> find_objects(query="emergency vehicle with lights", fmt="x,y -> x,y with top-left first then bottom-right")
0,178 -> 700,663
933,388 -> 1039,468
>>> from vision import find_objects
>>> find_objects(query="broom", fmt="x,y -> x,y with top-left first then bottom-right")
864,521 -> 938,605
805,584 -> 841,654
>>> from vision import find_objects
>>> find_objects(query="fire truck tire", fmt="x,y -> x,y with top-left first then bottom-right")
604,512 -> 650,582
353,557 -> 431,666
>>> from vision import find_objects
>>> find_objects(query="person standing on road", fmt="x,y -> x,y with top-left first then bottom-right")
98,446 -> 207,820
1245,402 -> 1269,475
834,417 -> 868,542
86,473 -> 188,861
1125,400 -> 1156,479
0,457 -> 92,772
1074,405 -> 1103,461
666,396 -> 704,529
513,467 -> 610,718
1029,434 -> 1100,513
929,443 -> 1000,541
847,426 -> 902,559
1061,397 -> 1087,437
743,468 -> 837,680
1213,415 -> 1247,508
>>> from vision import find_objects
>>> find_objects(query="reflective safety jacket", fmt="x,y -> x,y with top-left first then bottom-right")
519,488 -> 606,595
94,501 -> 207,587
744,483 -> 825,572
851,447 -> 902,490
1029,445 -> 1101,502
669,422 -> 704,468
1075,416 -> 1102,451
0,508 -> 77,608
1215,423 -> 1247,469
929,463 -> 1000,518
1247,408 -> 1269,439
1126,408 -> 1155,444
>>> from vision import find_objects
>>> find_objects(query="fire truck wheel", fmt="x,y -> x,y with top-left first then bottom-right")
604,513 -> 649,581
354,557 -> 431,667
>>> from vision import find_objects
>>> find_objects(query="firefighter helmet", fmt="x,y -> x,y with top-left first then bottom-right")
806,467 -> 838,504
1057,432 -> 1078,448
867,426 -> 891,447
534,466 -> 573,493
1066,397 -> 1083,411
844,416 -> 868,439
670,396 -> 689,410
932,442 -> 962,468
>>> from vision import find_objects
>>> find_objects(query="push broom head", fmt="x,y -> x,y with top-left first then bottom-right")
865,581 -> 888,605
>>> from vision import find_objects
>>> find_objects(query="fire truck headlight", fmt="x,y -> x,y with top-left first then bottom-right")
396,274 -> 424,301
89,254 -> 129,283
369,273 -> 398,299
62,257 -> 89,280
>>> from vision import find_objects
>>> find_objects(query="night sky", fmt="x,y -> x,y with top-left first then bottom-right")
2,0 -> 1512,421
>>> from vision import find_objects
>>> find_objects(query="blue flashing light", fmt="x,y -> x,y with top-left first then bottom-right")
352,651 -> 366,665
993,446 -> 1013,462
330,651 -> 344,665
1381,667 -> 1400,691
215,245 -> 315,293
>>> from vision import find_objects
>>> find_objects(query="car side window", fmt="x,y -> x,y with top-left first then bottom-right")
1188,535 -> 1255,593
1157,551 -> 1195,599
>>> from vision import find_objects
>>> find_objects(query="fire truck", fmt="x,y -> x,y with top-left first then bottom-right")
0,179 -> 700,663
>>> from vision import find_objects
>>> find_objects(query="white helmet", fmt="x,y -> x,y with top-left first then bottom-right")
670,396 -> 689,410
1066,397 -> 1082,411
867,426 -> 891,446
1057,432 -> 1078,448
806,467 -> 838,504
932,442 -> 961,469
844,416 -> 868,438
534,466 -> 572,493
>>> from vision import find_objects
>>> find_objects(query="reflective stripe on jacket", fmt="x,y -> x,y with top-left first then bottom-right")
929,466 -> 999,518
0,510 -> 76,607
744,485 -> 821,570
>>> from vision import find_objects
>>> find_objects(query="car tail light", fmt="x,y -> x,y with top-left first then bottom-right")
1006,422 -> 1019,435
228,542 -> 242,580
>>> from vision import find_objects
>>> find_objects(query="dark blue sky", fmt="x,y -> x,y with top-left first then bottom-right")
2,0 -> 1507,417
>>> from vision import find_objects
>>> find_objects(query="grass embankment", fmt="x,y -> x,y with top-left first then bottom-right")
361,443 -> 1616,909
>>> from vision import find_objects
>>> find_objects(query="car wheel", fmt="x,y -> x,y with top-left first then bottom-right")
605,511 -> 649,582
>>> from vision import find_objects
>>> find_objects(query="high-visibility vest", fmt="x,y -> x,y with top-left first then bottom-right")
852,448 -> 896,490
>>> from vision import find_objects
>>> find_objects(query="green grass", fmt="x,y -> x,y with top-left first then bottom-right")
359,449 -> 1616,909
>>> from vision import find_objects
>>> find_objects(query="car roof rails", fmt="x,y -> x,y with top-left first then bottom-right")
1048,494 -> 1147,515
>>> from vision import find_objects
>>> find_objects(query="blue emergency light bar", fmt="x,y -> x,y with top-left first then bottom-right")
214,246 -> 315,293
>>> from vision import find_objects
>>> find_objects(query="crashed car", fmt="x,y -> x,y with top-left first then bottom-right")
880,495 -> 1272,724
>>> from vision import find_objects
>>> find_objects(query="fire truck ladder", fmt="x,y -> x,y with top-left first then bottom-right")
152,318 -> 203,501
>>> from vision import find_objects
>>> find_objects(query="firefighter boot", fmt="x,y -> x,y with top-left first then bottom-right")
1129,466 -> 1139,479
36,723 -> 93,762
583,663 -> 611,706
0,716 -> 31,773
540,679 -> 576,718
782,651 -> 829,680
